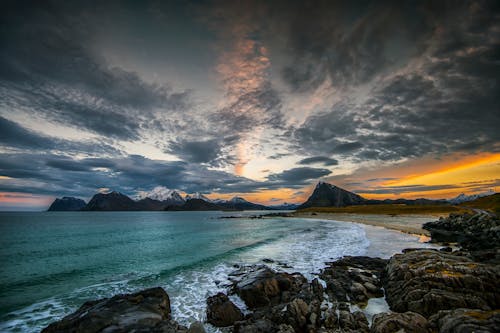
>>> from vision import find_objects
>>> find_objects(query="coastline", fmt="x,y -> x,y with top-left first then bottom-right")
291,211 -> 445,236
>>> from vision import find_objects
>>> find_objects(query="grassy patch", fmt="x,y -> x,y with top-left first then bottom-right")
460,193 -> 500,215
297,204 -> 470,215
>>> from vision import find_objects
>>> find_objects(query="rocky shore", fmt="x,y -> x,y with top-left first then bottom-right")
42,212 -> 500,332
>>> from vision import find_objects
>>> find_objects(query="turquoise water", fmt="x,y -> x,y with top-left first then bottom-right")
0,211 -> 432,332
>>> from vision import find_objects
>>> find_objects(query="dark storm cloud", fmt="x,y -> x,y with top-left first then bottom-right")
0,152 -> 305,198
267,167 -> 331,184
0,1 -> 190,140
166,135 -> 241,166
279,0 -> 443,91
291,0 -> 500,162
298,156 -> 338,166
0,116 -> 120,155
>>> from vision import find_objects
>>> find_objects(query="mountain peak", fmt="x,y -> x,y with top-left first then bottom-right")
230,196 -> 248,203
299,182 -> 365,209
185,192 -> 211,202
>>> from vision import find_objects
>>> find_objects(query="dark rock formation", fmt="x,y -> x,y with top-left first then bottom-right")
82,191 -> 140,211
165,198 -> 231,211
423,212 -> 500,251
384,249 -> 500,317
218,197 -> 272,211
225,264 -> 375,333
206,293 -> 243,327
320,256 -> 387,305
136,197 -> 170,210
371,311 -> 429,333
47,197 -> 86,211
429,308 -> 500,333
298,182 -> 366,209
230,265 -> 307,308
41,287 -> 196,333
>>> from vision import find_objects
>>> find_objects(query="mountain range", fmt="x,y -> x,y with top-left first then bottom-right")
49,190 -> 281,212
47,182 -> 496,212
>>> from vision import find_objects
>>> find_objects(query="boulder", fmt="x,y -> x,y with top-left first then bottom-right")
384,249 -> 500,317
320,256 -> 387,305
429,308 -> 500,333
231,266 -> 306,309
206,293 -> 244,327
41,287 -> 184,333
371,312 -> 429,333
187,321 -> 206,333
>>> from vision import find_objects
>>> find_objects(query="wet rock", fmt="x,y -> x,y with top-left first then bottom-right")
337,309 -> 369,332
206,292 -> 243,327
231,265 -> 306,309
429,308 -> 500,332
320,256 -> 387,305
423,213 -> 500,252
41,287 -> 183,333
233,318 -> 277,333
371,311 -> 429,333
187,321 -> 206,333
323,308 -> 338,329
384,249 -> 500,317
286,298 -> 309,330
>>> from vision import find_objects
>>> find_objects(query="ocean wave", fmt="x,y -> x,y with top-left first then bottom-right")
0,219 -> 374,332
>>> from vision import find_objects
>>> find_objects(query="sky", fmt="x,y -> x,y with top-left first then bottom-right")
0,0 -> 499,210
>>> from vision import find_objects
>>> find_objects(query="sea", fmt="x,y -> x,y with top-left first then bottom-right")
0,211 -> 438,332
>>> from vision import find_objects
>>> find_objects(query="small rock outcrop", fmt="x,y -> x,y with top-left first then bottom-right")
42,287 -> 201,333
429,308 -> 500,333
320,256 -> 387,305
383,249 -> 500,318
230,265 -> 307,308
206,293 -> 243,327
423,212 -> 500,251
371,311 -> 429,333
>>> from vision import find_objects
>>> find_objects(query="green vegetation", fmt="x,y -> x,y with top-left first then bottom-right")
298,204 -> 471,216
460,193 -> 500,215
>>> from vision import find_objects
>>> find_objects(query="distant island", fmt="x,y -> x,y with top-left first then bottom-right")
47,181 -> 500,215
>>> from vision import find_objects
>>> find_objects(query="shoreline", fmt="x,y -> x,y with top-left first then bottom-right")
290,211 -> 445,236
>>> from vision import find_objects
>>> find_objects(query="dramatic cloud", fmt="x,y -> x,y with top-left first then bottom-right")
298,156 -> 339,166
267,167 -> 332,184
0,2 -> 190,140
0,116 -> 119,155
0,0 -> 498,208
291,0 -> 500,162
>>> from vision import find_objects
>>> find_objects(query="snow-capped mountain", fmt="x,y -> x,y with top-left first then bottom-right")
137,186 -> 185,204
229,196 -> 248,204
185,192 -> 212,202
448,190 -> 495,204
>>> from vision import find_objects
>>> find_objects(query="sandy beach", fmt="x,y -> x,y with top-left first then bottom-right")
292,212 -> 446,236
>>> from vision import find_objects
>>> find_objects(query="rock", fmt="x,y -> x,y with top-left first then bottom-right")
423,213 -> 500,252
320,256 -> 387,305
231,266 -> 306,309
277,324 -> 295,333
234,318 -> 277,333
371,311 -> 429,333
384,249 -> 500,317
286,298 -> 309,330
47,197 -> 86,211
337,310 -> 369,332
41,287 -> 183,333
429,308 -> 500,333
206,293 -> 244,327
187,321 -> 206,333
324,308 -> 338,328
